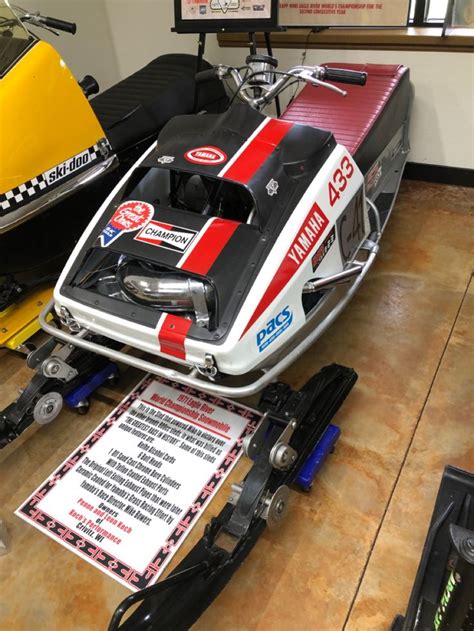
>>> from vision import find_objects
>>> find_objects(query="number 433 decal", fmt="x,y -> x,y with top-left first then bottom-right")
328,156 -> 355,207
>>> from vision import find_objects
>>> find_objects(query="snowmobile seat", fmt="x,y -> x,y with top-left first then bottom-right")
90,54 -> 226,154
282,63 -> 410,175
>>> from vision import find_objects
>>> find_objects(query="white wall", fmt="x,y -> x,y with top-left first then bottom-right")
103,0 -> 221,78
102,0 -> 473,169
20,0 -> 120,90
231,47 -> 473,168
19,1 -> 474,168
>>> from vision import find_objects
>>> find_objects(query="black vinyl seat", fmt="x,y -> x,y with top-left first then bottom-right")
90,54 -> 226,153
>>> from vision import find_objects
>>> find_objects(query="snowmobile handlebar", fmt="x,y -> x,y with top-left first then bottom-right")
14,6 -> 77,35
323,67 -> 367,86
200,61 -> 367,110
38,16 -> 77,34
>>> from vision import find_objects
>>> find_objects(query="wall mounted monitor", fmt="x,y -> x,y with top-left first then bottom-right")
174,0 -> 279,32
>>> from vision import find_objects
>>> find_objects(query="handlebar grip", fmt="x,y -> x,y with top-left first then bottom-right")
196,68 -> 217,83
42,16 -> 77,34
324,67 -> 367,86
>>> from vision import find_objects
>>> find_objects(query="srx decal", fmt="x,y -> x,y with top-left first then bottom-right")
257,306 -> 293,353
312,227 -> 336,272
185,146 -> 227,166
135,220 -> 197,253
100,201 -> 154,247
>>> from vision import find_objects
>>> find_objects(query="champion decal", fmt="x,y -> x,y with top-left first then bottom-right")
135,221 -> 198,253
100,201 -> 154,247
0,141 -> 111,216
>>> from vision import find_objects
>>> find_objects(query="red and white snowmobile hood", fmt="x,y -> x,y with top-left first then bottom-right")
54,102 -> 366,376
57,103 -> 337,340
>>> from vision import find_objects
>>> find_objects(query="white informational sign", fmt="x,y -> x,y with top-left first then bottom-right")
279,0 -> 410,26
181,0 -> 273,20
16,376 -> 260,591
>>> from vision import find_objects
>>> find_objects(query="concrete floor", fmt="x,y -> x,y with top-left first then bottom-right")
0,180 -> 472,631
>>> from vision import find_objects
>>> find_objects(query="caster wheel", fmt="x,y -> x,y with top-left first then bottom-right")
33,392 -> 63,425
107,372 -> 120,388
76,399 -> 90,415
264,485 -> 290,529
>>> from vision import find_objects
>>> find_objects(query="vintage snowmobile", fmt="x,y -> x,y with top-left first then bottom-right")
1,51 -> 412,627
0,53 -> 412,443
39,56 -> 412,398
0,0 -> 225,351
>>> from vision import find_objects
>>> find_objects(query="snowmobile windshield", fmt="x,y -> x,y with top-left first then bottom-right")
0,1 -> 34,77
123,166 -> 259,227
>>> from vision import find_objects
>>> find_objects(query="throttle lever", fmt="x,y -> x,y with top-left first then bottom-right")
303,71 -> 348,97
23,12 -> 60,35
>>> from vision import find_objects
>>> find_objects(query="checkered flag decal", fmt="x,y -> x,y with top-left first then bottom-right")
0,140 -> 110,216
0,175 -> 48,213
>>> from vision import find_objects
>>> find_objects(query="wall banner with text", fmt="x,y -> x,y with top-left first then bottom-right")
279,1 -> 410,27
16,376 -> 260,591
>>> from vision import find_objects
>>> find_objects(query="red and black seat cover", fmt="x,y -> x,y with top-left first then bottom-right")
282,63 -> 410,174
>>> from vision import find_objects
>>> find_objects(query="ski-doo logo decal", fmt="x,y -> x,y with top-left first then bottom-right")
0,141 -> 110,216
100,201 -> 154,247
135,221 -> 198,253
46,149 -> 92,185
312,227 -> 336,272
241,203 -> 328,337
256,306 -> 293,353
366,161 -> 382,192
219,118 -> 292,185
185,147 -> 227,166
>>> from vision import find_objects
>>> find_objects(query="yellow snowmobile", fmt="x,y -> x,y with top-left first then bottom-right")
0,0 -> 225,351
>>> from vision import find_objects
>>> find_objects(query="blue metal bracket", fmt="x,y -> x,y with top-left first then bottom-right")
65,362 -> 119,409
294,424 -> 341,491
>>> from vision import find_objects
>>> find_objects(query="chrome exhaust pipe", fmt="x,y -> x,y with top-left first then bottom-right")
121,270 -> 214,328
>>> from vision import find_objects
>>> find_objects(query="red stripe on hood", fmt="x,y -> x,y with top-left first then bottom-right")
221,118 -> 293,184
157,218 -> 239,359
180,217 -> 239,276
158,314 -> 193,360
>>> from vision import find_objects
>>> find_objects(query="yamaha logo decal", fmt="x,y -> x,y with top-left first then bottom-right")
184,146 -> 227,166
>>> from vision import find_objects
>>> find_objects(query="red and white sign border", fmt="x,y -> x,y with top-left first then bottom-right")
15,376 -> 260,591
